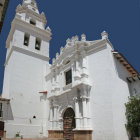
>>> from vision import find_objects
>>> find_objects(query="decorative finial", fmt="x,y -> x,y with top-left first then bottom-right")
56,53 -> 59,59
52,58 -> 55,64
71,36 -> 75,42
101,31 -> 108,40
81,34 -> 86,41
16,4 -> 22,13
41,12 -> 47,22
60,47 -> 64,54
75,35 -> 79,41
46,26 -> 51,32
66,38 -> 71,44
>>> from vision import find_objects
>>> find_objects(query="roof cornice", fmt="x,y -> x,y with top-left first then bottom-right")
113,51 -> 139,76
127,75 -> 140,83
5,46 -> 50,66
0,98 -> 10,102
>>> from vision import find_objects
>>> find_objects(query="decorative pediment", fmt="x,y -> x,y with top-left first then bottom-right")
51,34 -> 89,67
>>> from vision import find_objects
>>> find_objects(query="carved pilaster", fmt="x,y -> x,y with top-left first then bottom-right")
87,98 -> 92,128
73,97 -> 80,129
54,68 -> 60,95
74,54 -> 81,84
81,96 -> 88,128
81,51 -> 89,84
49,107 -> 53,130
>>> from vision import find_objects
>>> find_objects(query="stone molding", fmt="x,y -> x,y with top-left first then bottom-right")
5,46 -> 50,66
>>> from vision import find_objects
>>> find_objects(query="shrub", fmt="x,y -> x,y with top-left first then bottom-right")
125,96 -> 140,137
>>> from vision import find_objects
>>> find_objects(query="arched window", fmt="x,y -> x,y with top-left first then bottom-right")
24,33 -> 30,46
35,38 -> 41,50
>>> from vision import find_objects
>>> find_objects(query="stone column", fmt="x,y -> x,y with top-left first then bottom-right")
52,107 -> 55,129
81,97 -> 88,128
87,98 -> 91,128
55,68 -> 60,95
75,54 -> 80,78
56,106 -> 59,129
51,76 -> 55,96
81,51 -> 88,84
53,105 -> 57,129
50,107 -> 53,129
82,58 -> 87,74
82,51 -> 87,73
74,97 -> 80,129
55,68 -> 58,85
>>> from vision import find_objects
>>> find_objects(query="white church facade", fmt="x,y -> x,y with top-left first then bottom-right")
1,0 -> 140,140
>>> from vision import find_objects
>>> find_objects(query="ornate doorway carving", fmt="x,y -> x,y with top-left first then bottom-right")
63,108 -> 75,140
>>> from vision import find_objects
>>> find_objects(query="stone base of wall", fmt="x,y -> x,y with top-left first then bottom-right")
48,130 -> 92,140
73,130 -> 92,140
133,138 -> 140,140
0,130 -> 6,138
48,130 -> 63,139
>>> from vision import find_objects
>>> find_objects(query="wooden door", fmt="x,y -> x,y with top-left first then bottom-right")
63,108 -> 75,140
0,121 -> 4,137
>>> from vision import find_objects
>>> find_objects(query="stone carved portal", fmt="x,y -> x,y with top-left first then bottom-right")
63,108 -> 75,140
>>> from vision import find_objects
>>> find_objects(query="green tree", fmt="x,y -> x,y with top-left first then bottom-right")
125,96 -> 140,137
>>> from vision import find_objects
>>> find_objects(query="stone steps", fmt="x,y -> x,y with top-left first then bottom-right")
2,138 -> 64,140
47,139 -> 64,140
2,138 -> 48,140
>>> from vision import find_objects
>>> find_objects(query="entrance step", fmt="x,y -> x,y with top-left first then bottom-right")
2,138 -> 48,140
2,138 -> 64,140
47,139 -> 64,140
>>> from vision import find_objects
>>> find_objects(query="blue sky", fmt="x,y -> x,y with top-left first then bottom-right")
0,0 -> 140,93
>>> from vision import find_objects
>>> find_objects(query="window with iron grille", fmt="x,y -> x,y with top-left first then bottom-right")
65,69 -> 72,85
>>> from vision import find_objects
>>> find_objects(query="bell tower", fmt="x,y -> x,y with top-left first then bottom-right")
2,0 -> 51,138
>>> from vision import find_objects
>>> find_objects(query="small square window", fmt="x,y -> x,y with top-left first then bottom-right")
65,69 -> 72,85
35,38 -> 41,50
30,19 -> 36,26
24,33 -> 30,46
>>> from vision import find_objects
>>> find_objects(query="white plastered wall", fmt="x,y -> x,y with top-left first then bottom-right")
2,49 -> 49,138
88,44 -> 130,140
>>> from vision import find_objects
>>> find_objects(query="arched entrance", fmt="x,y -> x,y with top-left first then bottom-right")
63,107 -> 75,140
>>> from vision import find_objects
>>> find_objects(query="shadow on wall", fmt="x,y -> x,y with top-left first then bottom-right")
3,102 -> 14,121
114,58 -> 130,82
40,94 -> 47,101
